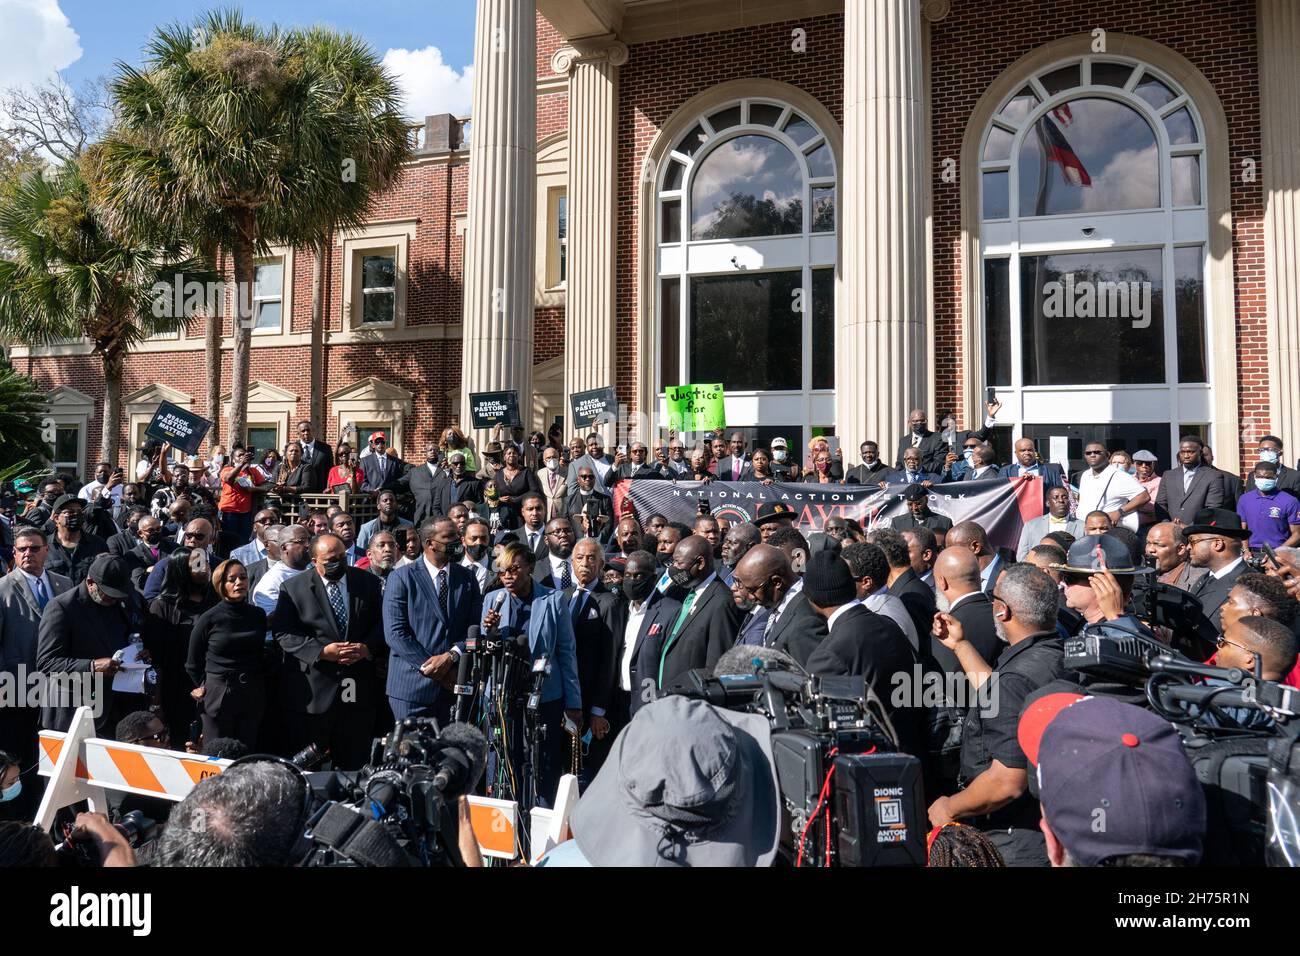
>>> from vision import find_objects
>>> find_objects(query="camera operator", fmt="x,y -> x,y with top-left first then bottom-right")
1196,615 -> 1298,731
536,694 -> 779,867
1024,696 -> 1205,867
482,541 -> 582,807
927,564 -> 1068,866
0,812 -> 136,867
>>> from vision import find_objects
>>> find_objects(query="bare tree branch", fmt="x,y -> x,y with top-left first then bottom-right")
0,74 -> 112,163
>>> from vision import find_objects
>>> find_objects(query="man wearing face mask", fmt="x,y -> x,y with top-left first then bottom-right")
730,543 -> 826,667
78,462 -> 125,511
617,551 -> 680,718
459,519 -> 493,591
270,533 -> 385,770
1247,436 -> 1300,495
382,517 -> 482,723
37,554 -> 145,736
107,506 -> 148,558
844,441 -> 889,486
44,497 -> 108,586
1237,460 -> 1300,549
19,481 -> 64,533
124,515 -> 175,590
654,536 -> 744,690
655,523 -> 686,569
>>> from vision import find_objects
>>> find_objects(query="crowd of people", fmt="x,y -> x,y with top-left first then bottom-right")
1,409 -> 1298,868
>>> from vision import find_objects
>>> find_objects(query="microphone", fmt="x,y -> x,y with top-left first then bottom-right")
453,630 -> 476,722
433,722 -> 489,795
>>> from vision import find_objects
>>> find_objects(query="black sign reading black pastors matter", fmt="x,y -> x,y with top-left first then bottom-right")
469,390 -> 521,429
144,401 -> 212,456
570,387 -> 617,430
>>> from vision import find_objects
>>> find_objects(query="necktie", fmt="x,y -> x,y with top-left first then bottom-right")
733,459 -> 741,481
529,531 -> 539,553
31,577 -> 48,611
762,608 -> 779,644
571,588 -> 587,624
912,434 -> 921,448
669,588 -> 699,639
327,581 -> 347,636
1184,469 -> 1194,492
379,457 -> 387,479
437,569 -> 449,618
559,560 -> 572,590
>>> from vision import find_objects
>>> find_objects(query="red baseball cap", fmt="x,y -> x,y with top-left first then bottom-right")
369,431 -> 387,443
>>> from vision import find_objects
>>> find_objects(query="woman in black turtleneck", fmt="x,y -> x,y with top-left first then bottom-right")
187,559 -> 266,749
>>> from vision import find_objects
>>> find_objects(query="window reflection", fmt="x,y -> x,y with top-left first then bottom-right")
691,271 -> 802,390
1019,98 -> 1159,215
691,135 -> 803,240
1175,246 -> 1206,384
1020,248 -> 1165,385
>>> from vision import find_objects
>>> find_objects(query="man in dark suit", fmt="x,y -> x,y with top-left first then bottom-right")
803,551 -> 922,756
516,493 -> 550,563
106,507 -> 147,557
1201,445 -> 1242,508
122,515 -> 176,590
947,521 -> 1005,596
844,441 -> 891,486
296,421 -> 334,494
381,516 -> 482,724
568,539 -> 620,783
1249,436 -> 1300,495
895,409 -> 949,474
1157,436 -> 1226,525
888,447 -> 942,487
881,529 -> 939,648
655,535 -> 743,690
408,443 -> 453,526
564,466 -> 614,543
997,437 -> 1066,491
932,548 -> 1001,668
360,432 -> 409,494
446,452 -> 483,504
1185,508 -> 1251,633
36,554 -> 141,737
730,544 -> 826,667
609,441 -> 667,485
890,484 -> 954,535
270,533 -> 386,770
628,579 -> 683,718
0,527 -> 73,815
715,432 -> 751,483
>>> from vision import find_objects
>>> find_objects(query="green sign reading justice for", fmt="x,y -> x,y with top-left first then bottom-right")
665,383 -> 725,433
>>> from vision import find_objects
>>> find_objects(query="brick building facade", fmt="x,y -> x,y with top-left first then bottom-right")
12,0 -> 1300,483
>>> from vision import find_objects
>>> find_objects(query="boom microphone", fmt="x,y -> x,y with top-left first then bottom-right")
453,629 -> 477,722
433,722 -> 489,795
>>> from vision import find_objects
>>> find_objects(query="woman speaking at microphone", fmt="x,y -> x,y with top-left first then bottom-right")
481,542 -> 583,807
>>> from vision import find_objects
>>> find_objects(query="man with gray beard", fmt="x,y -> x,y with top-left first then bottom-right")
363,531 -> 400,588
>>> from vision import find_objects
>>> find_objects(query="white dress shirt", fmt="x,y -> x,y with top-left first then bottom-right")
252,562 -> 305,626
461,554 -> 491,590
620,599 -> 650,692
1212,556 -> 1244,580
826,602 -> 857,632
547,552 -> 572,585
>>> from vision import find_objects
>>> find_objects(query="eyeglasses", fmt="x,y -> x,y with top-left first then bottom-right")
1215,635 -> 1250,652
963,443 -> 979,450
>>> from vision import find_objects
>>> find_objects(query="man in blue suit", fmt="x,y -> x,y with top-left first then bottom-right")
887,447 -> 942,487
997,437 -> 1065,493
482,540 -> 582,807
382,516 -> 483,722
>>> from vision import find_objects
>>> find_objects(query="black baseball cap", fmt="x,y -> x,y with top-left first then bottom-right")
87,554 -> 133,600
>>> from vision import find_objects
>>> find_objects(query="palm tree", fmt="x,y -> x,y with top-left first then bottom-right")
0,161 -> 203,465
0,354 -> 48,468
93,9 -> 411,445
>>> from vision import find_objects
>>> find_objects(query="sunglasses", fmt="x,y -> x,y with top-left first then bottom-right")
1215,635 -> 1250,652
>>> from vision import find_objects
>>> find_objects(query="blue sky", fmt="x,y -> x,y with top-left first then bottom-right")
1,0 -> 480,120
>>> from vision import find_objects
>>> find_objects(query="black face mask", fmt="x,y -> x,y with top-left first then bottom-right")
465,544 -> 488,562
623,575 -> 656,603
656,551 -> 672,569
62,514 -> 83,532
443,540 -> 465,563
141,531 -> 161,545
321,559 -> 346,582
667,564 -> 695,589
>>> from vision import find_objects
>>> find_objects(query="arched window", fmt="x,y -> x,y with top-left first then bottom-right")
978,56 -> 1209,467
656,98 -> 837,447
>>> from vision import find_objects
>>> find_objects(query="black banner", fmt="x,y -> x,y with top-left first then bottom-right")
469,390 -> 521,429
613,478 -> 1043,551
570,386 -> 617,430
144,401 -> 212,456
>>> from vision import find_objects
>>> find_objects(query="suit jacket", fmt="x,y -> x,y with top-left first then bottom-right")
382,560 -> 482,707
656,578 -> 743,690
36,583 -> 137,734
844,461 -> 891,486
360,454 -> 410,494
518,525 -> 549,564
538,468 -> 569,520
564,490 -> 615,542
628,590 -> 683,715
1156,466 -> 1225,525
1211,467 -> 1241,508
886,469 -> 941,486
889,568 -> 938,654
298,440 -> 334,494
716,455 -> 750,483
931,591 -> 1001,675
270,567 -> 385,715
408,462 -> 453,525
479,584 -> 582,708
107,529 -> 138,557
0,569 -> 73,672
890,511 -> 954,535
895,431 -> 948,473
763,591 -> 827,667
997,461 -> 1066,491
1016,514 -> 1084,559
564,583 -> 620,715
245,557 -> 270,594
805,604 -> 922,755
1191,559 -> 1248,633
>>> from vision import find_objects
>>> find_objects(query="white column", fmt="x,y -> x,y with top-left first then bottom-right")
838,0 -> 929,456
461,0 -> 537,446
1260,0 -> 1300,458
553,39 -> 627,443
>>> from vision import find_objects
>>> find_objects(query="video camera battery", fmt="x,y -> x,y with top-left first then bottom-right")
833,752 -> 926,867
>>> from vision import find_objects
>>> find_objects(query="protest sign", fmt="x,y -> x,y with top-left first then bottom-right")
469,390 -> 521,429
144,402 -> 212,456
665,383 -> 725,433
571,387 -> 617,430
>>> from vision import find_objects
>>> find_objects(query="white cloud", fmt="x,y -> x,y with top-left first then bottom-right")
382,46 -> 473,123
0,0 -> 82,88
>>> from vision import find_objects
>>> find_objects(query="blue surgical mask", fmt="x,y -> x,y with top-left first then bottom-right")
1260,449 -> 1280,465
1257,478 -> 1278,493
1,778 -> 20,803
